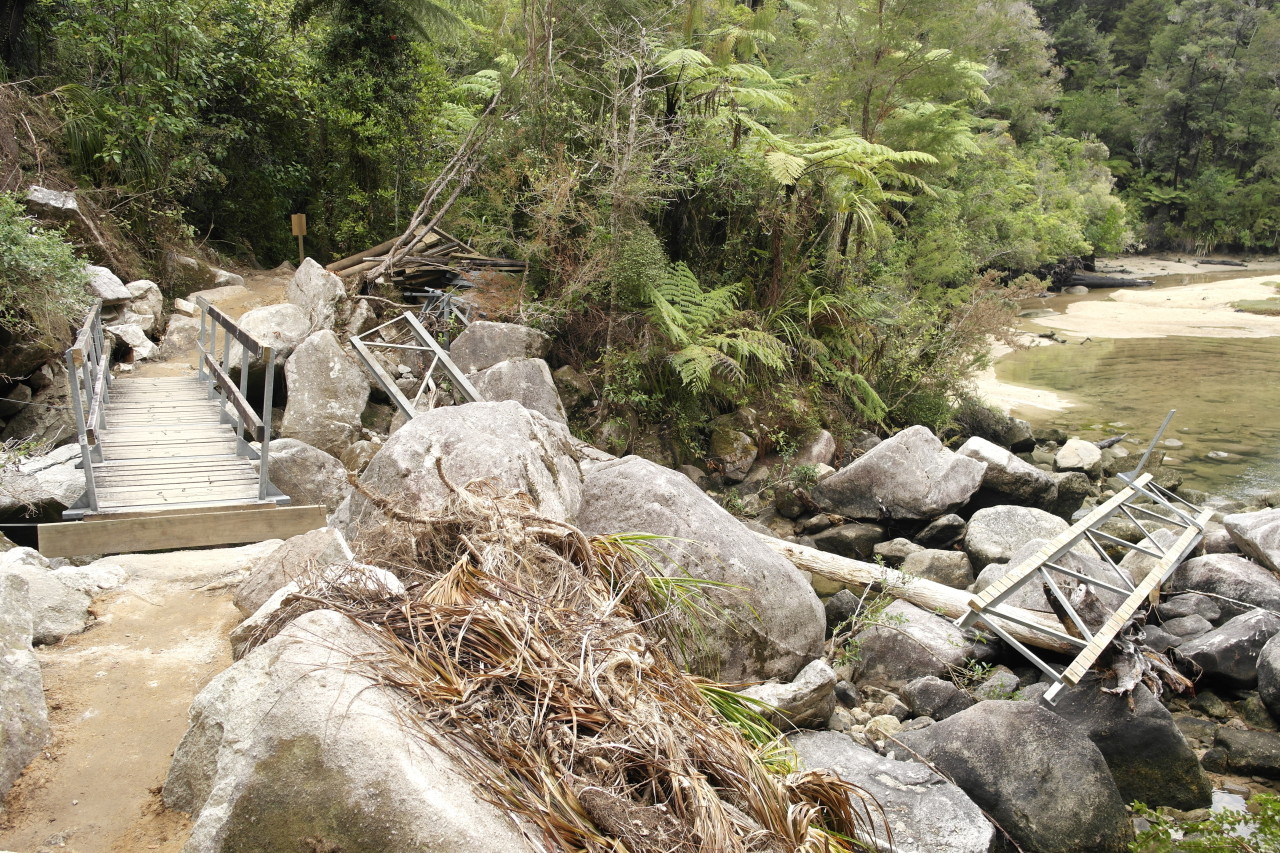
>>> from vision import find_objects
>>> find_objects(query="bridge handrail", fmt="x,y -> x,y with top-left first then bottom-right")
64,300 -> 108,511
195,296 -> 275,501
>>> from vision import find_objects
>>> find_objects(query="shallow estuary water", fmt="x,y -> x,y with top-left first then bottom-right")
993,269 -> 1280,502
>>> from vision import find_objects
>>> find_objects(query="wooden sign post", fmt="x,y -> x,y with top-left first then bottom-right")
291,213 -> 307,265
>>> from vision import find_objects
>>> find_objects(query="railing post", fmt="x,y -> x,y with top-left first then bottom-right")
197,303 -> 208,381
259,346 -> 274,501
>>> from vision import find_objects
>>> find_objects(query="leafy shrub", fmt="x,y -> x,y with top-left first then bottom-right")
1131,794 -> 1280,852
0,192 -> 89,351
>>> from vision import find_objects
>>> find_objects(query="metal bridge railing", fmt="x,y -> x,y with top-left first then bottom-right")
64,301 -> 109,512
195,296 -> 278,502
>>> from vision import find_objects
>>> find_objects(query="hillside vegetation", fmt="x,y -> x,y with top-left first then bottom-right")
0,0 -> 1276,453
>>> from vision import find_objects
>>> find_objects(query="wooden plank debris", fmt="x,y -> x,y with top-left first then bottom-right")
39,505 -> 328,557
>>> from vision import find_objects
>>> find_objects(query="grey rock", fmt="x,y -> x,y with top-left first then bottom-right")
895,701 -> 1132,853
0,443 -> 84,516
105,322 -> 157,361
1044,674 -> 1211,810
813,426 -> 986,521
50,561 -> 128,595
0,365 -> 75,447
791,730 -> 994,853
0,572 -> 49,798
964,506 -> 1068,570
971,666 -> 1020,700
160,314 -> 201,361
1167,553 -> 1280,620
85,264 -> 131,302
812,523 -> 884,560
824,588 -> 862,630
1176,609 -> 1280,686
164,610 -> 535,853
344,402 -> 582,539
1055,439 -> 1102,477
1047,470 -> 1093,519
1118,528 -> 1182,583
709,420 -> 757,484
233,303 -> 311,365
286,257 -> 346,331
901,549 -> 973,589
448,321 -> 551,374
793,429 -> 836,467
467,357 -> 566,424
1255,632 -> 1280,719
872,538 -> 923,566
958,436 -> 1057,505
1004,417 -> 1035,452
1224,508 -> 1280,572
1202,727 -> 1280,779
125,279 -> 164,334
1201,524 -> 1239,554
739,659 -> 836,729
1161,614 -> 1213,639
1141,624 -> 1181,653
1157,593 -> 1221,624
901,676 -> 975,721
0,382 -> 31,419
850,600 -> 995,689
0,547 -> 91,644
233,527 -> 353,616
577,454 -> 822,683
1173,713 -> 1218,746
339,439 -> 379,474
263,438 -> 351,512
916,514 -> 966,548
281,330 -> 369,456
24,185 -> 78,219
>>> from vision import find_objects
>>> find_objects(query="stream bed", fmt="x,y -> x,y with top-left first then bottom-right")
993,269 -> 1280,502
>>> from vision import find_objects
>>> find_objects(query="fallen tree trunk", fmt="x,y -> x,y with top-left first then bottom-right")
1196,258 -> 1247,267
756,534 -> 1075,654
1069,272 -> 1154,289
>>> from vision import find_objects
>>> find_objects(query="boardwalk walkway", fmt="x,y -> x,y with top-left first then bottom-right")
38,298 -> 326,556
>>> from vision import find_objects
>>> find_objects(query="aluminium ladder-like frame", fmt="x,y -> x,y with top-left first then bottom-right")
349,311 -> 483,421
956,469 -> 1212,704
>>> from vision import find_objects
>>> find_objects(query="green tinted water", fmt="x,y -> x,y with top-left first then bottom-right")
994,270 -> 1280,501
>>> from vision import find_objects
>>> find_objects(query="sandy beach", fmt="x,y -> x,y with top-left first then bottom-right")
973,257 -> 1280,413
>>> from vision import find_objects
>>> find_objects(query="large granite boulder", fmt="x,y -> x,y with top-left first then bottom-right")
964,506 -> 1068,570
0,572 -> 49,798
0,547 -> 92,644
791,730 -> 994,853
160,314 -> 201,361
164,610 -> 535,853
1224,508 -> 1280,572
467,358 -> 566,424
1055,439 -> 1102,478
233,527 -> 353,616
85,264 -> 131,302
0,443 -> 84,518
280,330 -> 369,457
1201,727 -> 1280,779
576,455 -> 822,683
1044,674 -> 1211,810
738,659 -> 836,729
344,401 -> 582,538
232,303 -> 311,366
849,600 -> 995,689
958,436 -> 1056,506
125,279 -> 164,333
0,365 -> 76,446
263,438 -> 350,512
448,321 -> 551,374
1255,632 -> 1280,722
286,258 -> 346,331
901,549 -> 974,589
895,701 -> 1133,853
1176,609 -> 1280,686
901,675 -> 975,721
1167,553 -> 1280,619
813,426 -> 985,521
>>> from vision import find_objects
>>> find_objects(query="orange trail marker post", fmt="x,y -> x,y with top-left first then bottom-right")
291,213 -> 307,265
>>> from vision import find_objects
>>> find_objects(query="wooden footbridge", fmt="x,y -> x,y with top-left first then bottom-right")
38,300 -> 326,557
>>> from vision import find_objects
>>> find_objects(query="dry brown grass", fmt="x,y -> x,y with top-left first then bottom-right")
251,467 -> 888,853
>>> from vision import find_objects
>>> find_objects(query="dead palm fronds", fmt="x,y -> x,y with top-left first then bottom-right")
263,468 -> 888,852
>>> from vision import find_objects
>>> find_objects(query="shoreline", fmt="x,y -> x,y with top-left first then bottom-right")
975,257 -> 1280,415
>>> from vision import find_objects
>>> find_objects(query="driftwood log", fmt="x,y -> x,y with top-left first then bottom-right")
757,534 -> 1075,654
1196,258 -> 1247,267
1069,272 -> 1154,289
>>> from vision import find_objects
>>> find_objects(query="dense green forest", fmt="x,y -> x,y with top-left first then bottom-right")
0,0 -> 1276,454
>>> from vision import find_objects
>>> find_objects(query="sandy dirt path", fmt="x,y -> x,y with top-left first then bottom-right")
0,542 -> 278,853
